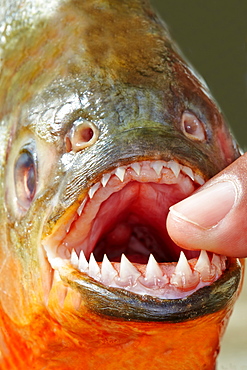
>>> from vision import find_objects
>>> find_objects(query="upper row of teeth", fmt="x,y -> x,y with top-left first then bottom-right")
68,249 -> 225,290
78,160 -> 205,215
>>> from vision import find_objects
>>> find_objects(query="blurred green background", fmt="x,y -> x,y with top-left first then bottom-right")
151,0 -> 247,149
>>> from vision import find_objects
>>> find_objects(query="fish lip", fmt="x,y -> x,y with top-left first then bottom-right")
59,257 -> 242,322
42,158 -> 235,317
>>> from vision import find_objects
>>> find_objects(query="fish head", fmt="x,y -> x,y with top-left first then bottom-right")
0,0 -> 243,367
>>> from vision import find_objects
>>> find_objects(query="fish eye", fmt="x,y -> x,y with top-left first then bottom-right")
181,111 -> 206,141
65,120 -> 99,152
14,150 -> 37,211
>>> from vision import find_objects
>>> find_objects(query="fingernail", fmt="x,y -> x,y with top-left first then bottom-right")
169,181 -> 236,228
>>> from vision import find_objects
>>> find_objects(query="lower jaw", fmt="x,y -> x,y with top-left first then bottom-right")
54,256 -> 242,323
35,260 -> 241,370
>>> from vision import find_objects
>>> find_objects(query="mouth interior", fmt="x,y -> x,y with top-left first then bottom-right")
93,181 -> 197,264
44,160 -> 226,300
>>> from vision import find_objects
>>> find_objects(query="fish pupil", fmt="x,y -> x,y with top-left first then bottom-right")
25,163 -> 36,199
14,151 -> 37,210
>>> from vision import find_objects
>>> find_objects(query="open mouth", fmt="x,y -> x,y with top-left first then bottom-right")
43,159 -> 227,301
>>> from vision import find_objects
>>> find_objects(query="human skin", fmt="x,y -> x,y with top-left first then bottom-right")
167,153 -> 247,258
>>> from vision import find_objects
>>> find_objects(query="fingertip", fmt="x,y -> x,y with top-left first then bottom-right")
166,209 -> 203,251
167,207 -> 247,258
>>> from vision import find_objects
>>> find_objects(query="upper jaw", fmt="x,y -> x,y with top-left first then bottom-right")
42,158 -> 229,303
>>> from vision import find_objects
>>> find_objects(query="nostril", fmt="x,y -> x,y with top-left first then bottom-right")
65,120 -> 99,152
80,127 -> 94,142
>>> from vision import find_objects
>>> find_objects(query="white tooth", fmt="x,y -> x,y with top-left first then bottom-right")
49,256 -> 67,270
88,182 -> 100,199
101,173 -> 111,187
150,161 -> 164,176
115,166 -> 126,182
220,255 -> 227,270
44,243 -> 57,263
130,162 -> 141,176
170,252 -> 192,288
194,250 -> 212,280
170,251 -> 200,288
194,174 -> 205,185
71,249 -> 79,268
88,253 -> 101,279
145,254 -> 163,280
175,251 -> 192,276
182,166 -> 194,181
101,254 -> 118,283
119,254 -> 141,282
211,254 -> 222,274
77,197 -> 87,216
78,250 -> 89,272
167,160 -> 180,178
53,269 -> 62,283
195,250 -> 210,271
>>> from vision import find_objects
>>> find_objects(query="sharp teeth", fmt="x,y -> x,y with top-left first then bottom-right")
182,166 -> 194,181
170,252 -> 192,287
48,256 -> 67,270
78,250 -> 89,272
115,166 -> 126,182
194,250 -> 213,281
220,255 -> 227,270
170,251 -> 200,289
88,182 -> 100,199
211,253 -> 222,274
195,250 -> 210,271
150,161 -> 164,176
145,254 -> 163,280
194,174 -> 205,185
53,269 -> 62,283
101,254 -> 118,283
119,254 -> 141,282
101,173 -> 111,187
77,197 -> 87,216
88,253 -> 101,279
71,249 -> 79,268
167,160 -> 180,178
130,162 -> 141,176
175,251 -> 192,276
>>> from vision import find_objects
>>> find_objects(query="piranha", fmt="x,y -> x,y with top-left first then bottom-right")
0,0 -> 244,369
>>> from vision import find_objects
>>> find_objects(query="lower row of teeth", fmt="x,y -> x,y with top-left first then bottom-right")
67,249 -> 226,298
